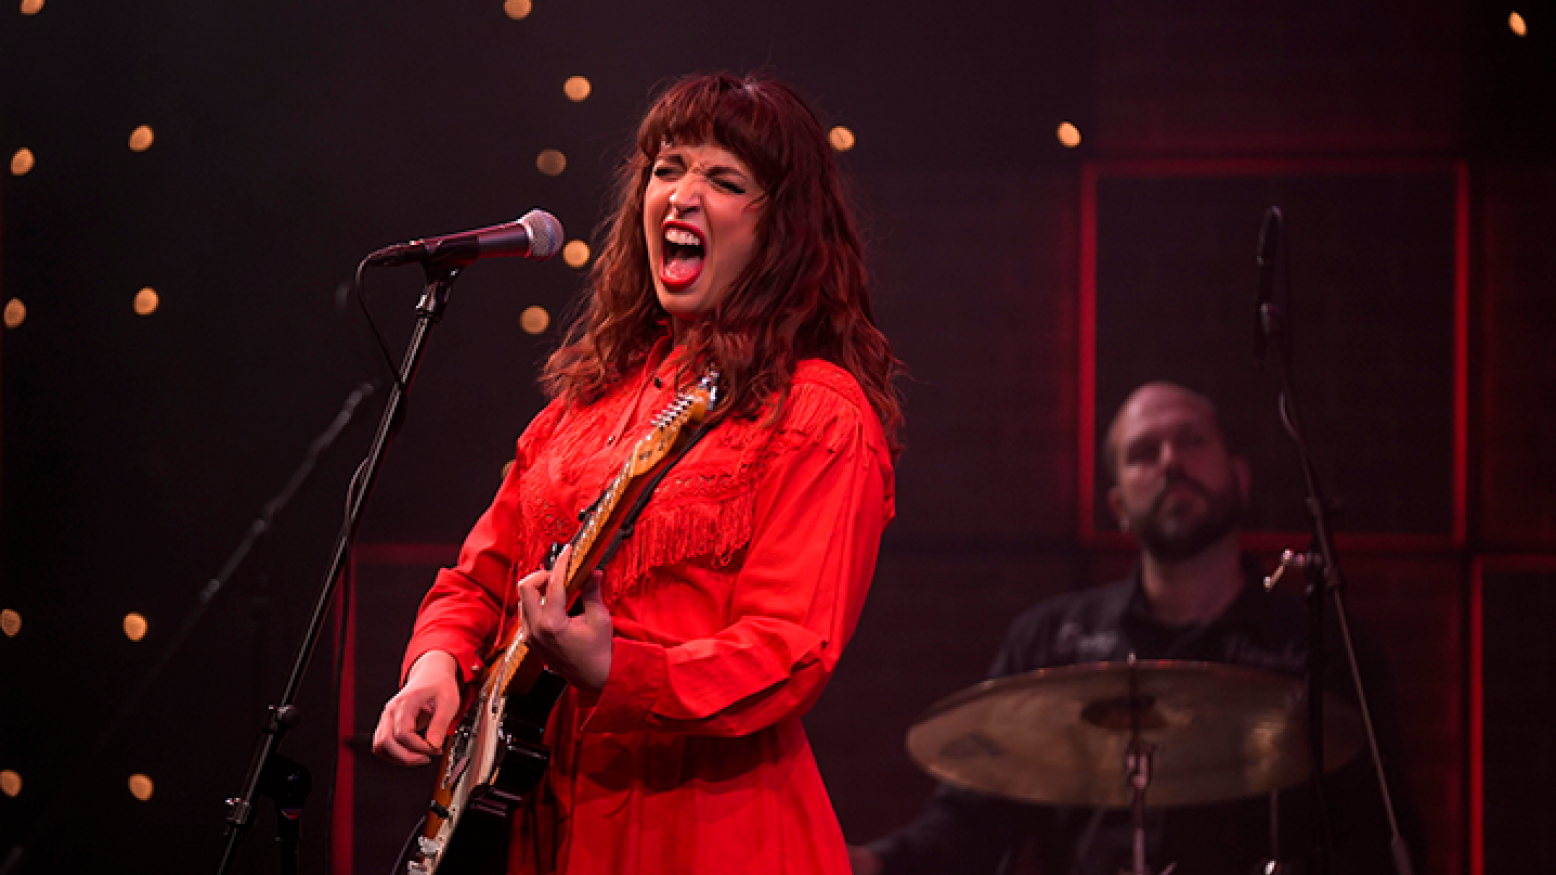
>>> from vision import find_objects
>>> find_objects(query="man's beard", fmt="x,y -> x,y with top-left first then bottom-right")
1130,473 -> 1245,563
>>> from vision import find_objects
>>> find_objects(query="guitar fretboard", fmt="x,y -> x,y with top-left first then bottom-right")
492,374 -> 716,699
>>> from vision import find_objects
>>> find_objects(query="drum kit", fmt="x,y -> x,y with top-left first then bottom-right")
904,659 -> 1365,875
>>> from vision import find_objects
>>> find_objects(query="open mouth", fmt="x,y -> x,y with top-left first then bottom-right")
660,223 -> 705,289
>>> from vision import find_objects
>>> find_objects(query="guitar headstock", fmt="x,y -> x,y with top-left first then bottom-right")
627,371 -> 719,476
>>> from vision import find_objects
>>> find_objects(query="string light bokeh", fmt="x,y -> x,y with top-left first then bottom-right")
8,4 -> 1540,875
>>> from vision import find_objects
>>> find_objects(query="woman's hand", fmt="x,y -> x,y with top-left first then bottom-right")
517,544 -> 613,693
372,649 -> 462,766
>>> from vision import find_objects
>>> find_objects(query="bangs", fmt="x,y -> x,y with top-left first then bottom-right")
636,74 -> 809,188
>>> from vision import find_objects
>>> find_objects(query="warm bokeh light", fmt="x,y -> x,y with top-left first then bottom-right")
4,299 -> 26,329
536,149 -> 566,177
501,459 -> 515,480
827,126 -> 857,152
20,0 -> 44,15
128,125 -> 156,152
503,0 -> 532,20
520,305 -> 551,335
1056,121 -> 1083,148
11,148 -> 35,176
134,287 -> 160,316
564,76 -> 592,102
1,609 -> 20,637
123,612 -> 149,642
0,771 -> 21,798
128,774 -> 155,801
562,239 -> 591,269
1509,11 -> 1528,36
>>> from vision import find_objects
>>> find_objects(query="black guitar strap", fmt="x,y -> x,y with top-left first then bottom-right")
542,415 -> 719,576
595,416 -> 717,569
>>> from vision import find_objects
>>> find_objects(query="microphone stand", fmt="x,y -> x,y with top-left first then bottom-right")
1255,234 -> 1414,875
214,263 -> 464,875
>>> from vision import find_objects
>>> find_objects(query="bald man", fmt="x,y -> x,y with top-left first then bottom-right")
851,383 -> 1420,875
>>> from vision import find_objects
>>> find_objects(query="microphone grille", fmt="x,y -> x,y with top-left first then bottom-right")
519,209 -> 564,260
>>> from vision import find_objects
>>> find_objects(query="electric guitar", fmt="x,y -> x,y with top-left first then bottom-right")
405,372 -> 720,875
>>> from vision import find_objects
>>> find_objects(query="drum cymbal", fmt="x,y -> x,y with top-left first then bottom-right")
905,660 -> 1364,809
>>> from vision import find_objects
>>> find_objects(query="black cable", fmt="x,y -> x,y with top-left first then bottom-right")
355,258 -> 411,394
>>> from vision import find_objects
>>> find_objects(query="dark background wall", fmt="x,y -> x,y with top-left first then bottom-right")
2,2 -> 1552,874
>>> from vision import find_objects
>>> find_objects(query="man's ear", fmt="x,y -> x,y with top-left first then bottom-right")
1106,486 -> 1127,530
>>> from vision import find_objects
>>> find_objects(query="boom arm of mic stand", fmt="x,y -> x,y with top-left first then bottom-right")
1269,340 -> 1414,875
213,264 -> 463,875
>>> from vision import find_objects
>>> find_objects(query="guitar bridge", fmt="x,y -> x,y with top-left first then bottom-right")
408,836 -> 442,875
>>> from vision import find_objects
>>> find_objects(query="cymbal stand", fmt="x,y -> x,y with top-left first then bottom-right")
1122,659 -> 1174,875
1123,736 -> 1155,875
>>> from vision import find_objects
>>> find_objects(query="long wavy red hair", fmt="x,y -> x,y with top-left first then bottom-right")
542,72 -> 902,451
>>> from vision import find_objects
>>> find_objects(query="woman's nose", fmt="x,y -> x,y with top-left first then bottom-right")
668,176 -> 703,213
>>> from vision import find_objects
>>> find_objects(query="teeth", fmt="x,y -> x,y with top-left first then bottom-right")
664,228 -> 702,247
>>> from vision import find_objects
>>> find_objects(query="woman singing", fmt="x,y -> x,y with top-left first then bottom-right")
373,71 -> 901,875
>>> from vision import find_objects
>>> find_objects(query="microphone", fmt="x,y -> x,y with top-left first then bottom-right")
1253,206 -> 1282,367
366,208 -> 564,267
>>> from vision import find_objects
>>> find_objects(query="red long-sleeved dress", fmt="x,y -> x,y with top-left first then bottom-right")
401,354 -> 895,875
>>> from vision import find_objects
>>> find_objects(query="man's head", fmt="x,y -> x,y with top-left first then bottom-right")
1104,382 -> 1250,562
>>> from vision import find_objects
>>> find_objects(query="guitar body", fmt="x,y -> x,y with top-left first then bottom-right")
409,665 -> 566,875
402,373 -> 719,875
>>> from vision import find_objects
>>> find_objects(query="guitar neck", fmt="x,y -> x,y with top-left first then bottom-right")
492,373 -> 717,698
562,455 -> 635,589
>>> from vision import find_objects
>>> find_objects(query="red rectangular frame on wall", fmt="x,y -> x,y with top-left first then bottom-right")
1077,157 -> 1470,553
1077,157 -> 1474,875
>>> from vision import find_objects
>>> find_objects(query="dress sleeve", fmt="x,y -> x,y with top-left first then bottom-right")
580,378 -> 895,735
